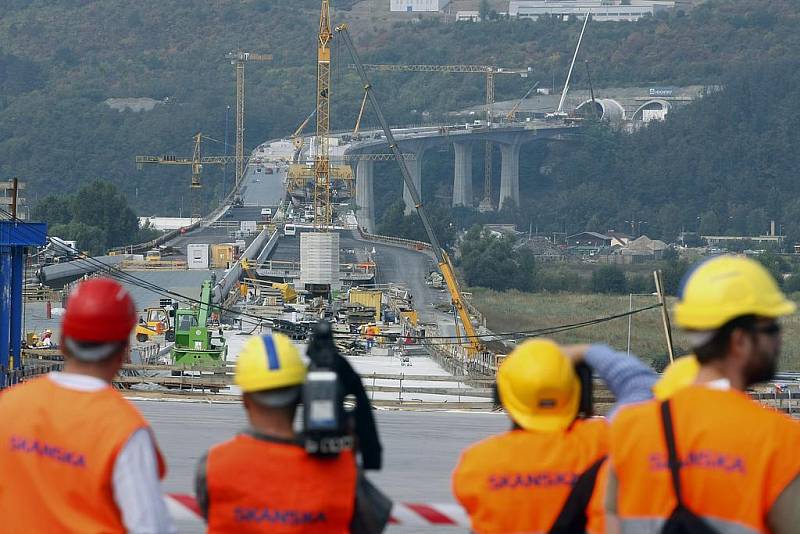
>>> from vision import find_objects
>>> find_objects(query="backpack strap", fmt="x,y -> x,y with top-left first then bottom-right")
548,456 -> 607,534
660,399 -> 683,504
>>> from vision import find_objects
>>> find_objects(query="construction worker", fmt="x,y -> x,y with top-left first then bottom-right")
195,333 -> 382,533
606,255 -> 800,533
0,277 -> 175,533
452,338 -> 657,534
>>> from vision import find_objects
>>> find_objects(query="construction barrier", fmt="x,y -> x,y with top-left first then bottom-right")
164,494 -> 470,528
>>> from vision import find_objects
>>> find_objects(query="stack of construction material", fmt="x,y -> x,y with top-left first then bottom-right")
242,286 -> 284,319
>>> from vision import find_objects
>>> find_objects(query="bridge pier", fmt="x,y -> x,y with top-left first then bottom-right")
499,141 -> 521,210
355,159 -> 375,233
403,150 -> 425,215
452,141 -> 473,207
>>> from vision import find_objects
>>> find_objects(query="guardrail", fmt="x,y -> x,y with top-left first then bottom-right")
357,227 -> 433,253
212,228 -> 278,305
119,260 -> 188,271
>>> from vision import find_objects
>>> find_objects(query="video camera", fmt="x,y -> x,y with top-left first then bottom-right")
302,321 -> 383,469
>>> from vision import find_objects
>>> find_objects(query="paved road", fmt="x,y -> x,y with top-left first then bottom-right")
237,165 -> 285,206
137,400 -> 508,533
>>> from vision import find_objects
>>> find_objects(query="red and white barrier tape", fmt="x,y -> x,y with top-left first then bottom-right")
165,494 -> 469,527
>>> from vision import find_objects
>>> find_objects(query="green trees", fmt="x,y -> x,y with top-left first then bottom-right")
460,226 -> 536,291
591,265 -> 627,294
33,181 -> 158,255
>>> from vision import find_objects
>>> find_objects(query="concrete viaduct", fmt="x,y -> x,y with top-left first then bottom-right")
343,122 -> 577,232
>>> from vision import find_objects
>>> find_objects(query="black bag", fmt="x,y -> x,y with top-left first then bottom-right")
350,473 -> 392,534
548,456 -> 607,534
659,400 -> 720,534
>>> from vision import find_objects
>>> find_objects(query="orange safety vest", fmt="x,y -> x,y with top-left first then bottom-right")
206,433 -> 358,533
452,418 -> 609,534
0,375 -> 165,533
610,385 -> 800,534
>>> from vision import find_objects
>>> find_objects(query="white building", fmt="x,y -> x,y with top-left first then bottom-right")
390,0 -> 442,12
456,10 -> 481,21
509,0 -> 675,21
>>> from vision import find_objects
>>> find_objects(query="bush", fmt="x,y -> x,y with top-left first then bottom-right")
591,265 -> 628,294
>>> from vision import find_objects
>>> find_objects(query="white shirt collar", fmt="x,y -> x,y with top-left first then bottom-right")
48,372 -> 109,392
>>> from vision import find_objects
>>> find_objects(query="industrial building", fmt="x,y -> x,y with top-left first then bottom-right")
390,0 -> 444,12
509,0 -> 675,21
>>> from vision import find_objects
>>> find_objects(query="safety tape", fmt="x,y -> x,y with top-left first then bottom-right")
165,494 -> 470,527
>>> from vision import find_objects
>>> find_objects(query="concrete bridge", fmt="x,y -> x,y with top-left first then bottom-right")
341,122 -> 578,232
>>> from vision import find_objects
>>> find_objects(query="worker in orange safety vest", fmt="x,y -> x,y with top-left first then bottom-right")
195,332 -> 388,533
0,277 -> 174,533
452,338 -> 657,534
606,255 -> 800,534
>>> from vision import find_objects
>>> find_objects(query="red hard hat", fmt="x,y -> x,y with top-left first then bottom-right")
61,278 -> 137,342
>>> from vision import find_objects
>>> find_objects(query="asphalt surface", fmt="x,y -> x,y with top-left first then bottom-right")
237,165 -> 285,206
137,400 -> 509,533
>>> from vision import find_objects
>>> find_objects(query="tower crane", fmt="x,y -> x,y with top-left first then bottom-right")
135,133 -> 235,217
337,25 -> 486,358
358,63 -> 530,211
313,0 -> 334,229
226,50 -> 272,186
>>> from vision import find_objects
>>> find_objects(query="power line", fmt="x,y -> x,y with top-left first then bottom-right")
7,208 -> 665,349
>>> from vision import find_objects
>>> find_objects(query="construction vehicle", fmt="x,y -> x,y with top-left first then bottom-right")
506,81 -> 540,122
546,12 -> 589,121
290,109 -> 316,163
135,306 -> 175,342
337,24 -> 485,358
145,249 -> 162,263
171,276 -> 227,366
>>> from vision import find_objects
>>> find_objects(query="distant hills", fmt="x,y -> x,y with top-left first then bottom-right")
0,0 -> 798,222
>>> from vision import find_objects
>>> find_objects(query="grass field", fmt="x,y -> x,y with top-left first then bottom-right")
469,289 -> 800,371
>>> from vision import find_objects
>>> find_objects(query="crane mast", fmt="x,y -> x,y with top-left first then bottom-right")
314,0 -> 333,229
226,50 -> 272,186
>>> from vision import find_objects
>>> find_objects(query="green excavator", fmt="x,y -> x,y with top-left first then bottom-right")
171,275 -> 228,366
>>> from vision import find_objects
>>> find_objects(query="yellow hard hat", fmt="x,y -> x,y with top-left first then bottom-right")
235,333 -> 307,393
497,339 -> 579,432
653,355 -> 699,400
674,255 -> 796,330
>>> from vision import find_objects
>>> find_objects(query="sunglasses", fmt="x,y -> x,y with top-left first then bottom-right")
750,323 -> 781,336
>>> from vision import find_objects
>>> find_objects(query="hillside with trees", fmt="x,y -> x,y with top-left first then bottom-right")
1,0 -> 799,226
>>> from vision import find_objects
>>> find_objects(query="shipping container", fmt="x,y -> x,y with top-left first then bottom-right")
186,244 -> 209,270
210,244 -> 236,269
349,289 -> 382,322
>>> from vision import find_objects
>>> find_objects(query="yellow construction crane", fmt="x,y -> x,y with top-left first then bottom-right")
359,63 -> 530,211
351,89 -> 369,140
338,25 -> 485,358
314,0 -> 334,229
136,132 -> 234,217
291,109 -> 316,162
226,50 -> 272,187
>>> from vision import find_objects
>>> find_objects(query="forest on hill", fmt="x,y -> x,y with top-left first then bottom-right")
377,58 -> 800,247
1,0 -> 798,225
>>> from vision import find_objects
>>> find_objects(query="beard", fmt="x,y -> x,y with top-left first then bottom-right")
743,345 -> 778,387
